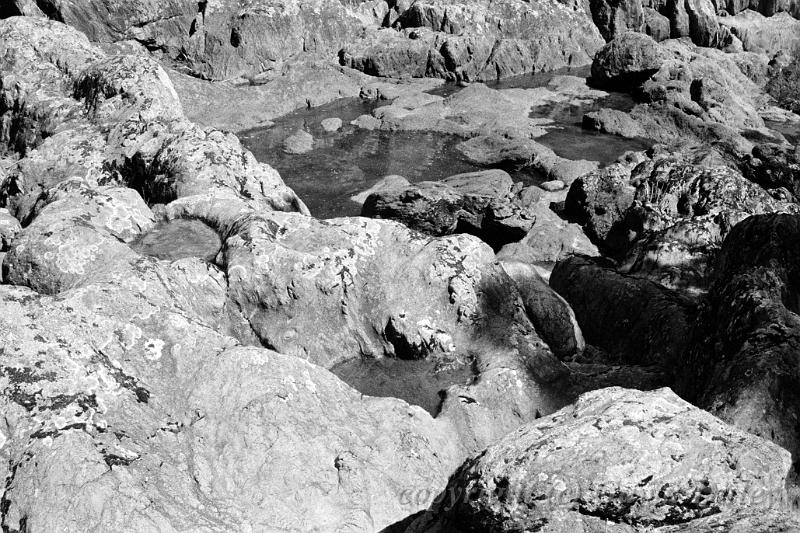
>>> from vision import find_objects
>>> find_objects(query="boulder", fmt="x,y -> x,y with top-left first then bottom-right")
361,170 -> 536,248
282,129 -> 314,154
550,255 -> 695,379
590,0 -> 644,41
690,214 -> 800,465
565,154 -> 798,290
0,279 -> 464,532
408,387 -> 795,532
350,174 -> 412,205
497,201 -> 600,265
743,143 -> 800,197
590,32 -> 667,89
767,56 -> 800,114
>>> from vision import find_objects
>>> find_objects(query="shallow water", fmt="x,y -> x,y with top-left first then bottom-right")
766,119 -> 800,145
331,355 -> 476,416
132,219 -> 221,262
241,75 -> 650,219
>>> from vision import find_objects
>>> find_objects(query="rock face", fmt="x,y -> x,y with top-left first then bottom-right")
0,17 -> 305,218
589,34 -> 775,153
767,56 -> 800,114
564,152 -> 799,291
5,0 -> 377,80
340,0 -> 604,81
408,387 -> 795,532
689,214 -> 800,466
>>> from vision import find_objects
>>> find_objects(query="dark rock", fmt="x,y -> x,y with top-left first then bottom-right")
767,55 -> 800,115
744,143 -> 800,197
690,214 -> 800,466
590,32 -> 667,89
361,169 -> 536,249
590,0 -> 644,41
550,255 -> 695,378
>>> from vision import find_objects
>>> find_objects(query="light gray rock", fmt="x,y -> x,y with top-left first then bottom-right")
409,387 -> 795,532
282,129 -> 314,154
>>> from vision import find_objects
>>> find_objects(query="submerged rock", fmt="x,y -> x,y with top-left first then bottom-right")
282,129 -> 314,154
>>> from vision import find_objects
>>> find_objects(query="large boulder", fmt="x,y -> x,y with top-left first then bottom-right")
743,143 -> 800,197
408,387 -> 796,532
690,214 -> 800,465
0,279 -> 464,532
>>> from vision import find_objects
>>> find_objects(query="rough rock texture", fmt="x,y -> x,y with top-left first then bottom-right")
361,170 -> 540,249
550,255 -> 695,384
407,387 -> 795,533
589,34 -> 775,153
0,278 -> 465,532
340,0 -> 604,81
689,214 -> 800,466
5,0 -> 379,80
496,200 -> 600,266
0,17 -> 306,217
767,56 -> 800,114
719,11 -> 800,56
565,152 -> 799,290
744,143 -> 800,197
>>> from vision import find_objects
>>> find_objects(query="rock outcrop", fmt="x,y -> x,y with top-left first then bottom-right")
340,0 -> 604,81
407,387 -> 797,532
564,151 -> 799,290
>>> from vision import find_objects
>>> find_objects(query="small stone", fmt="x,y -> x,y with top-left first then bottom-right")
320,117 -> 342,132
539,180 -> 565,192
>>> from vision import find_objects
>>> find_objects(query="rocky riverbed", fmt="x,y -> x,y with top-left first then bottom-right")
1,1 -> 800,531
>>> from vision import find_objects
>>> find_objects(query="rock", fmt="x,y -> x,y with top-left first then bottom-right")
4,182 -> 153,294
565,153 -> 799,290
564,163 -> 636,254
501,261 -> 585,359
409,387 -> 795,532
550,255 -> 695,379
743,143 -> 800,197
590,32 -> 667,89
0,207 -> 21,250
588,35 -> 770,153
320,117 -> 343,132
767,56 -> 800,114
719,11 -> 800,57
0,17 -> 306,216
590,0 -> 644,41
0,278 -> 464,531
540,180 -> 566,192
361,169 -> 536,249
350,174 -> 411,205
497,201 -> 600,265
583,108 -> 648,138
340,0 -> 604,81
643,7 -> 671,41
167,60 -> 364,131
689,214 -> 800,464
282,129 -> 314,154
